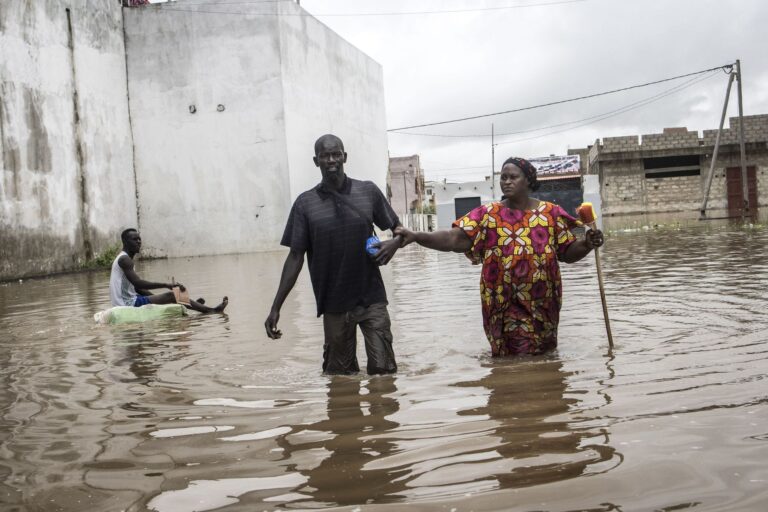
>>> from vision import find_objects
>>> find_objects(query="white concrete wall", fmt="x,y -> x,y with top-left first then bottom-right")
124,1 -> 388,257
434,178 -> 498,228
277,1 -> 388,200
0,1 -> 137,279
582,175 -> 603,230
124,4 -> 291,257
1,0 -> 387,277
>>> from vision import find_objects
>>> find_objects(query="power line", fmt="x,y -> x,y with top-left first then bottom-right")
425,165 -> 489,173
387,63 -> 733,131
389,72 -> 719,139
418,70 -> 726,179
495,70 -> 721,146
156,0 -> 587,16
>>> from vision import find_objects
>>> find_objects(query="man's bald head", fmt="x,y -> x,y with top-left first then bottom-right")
314,134 -> 344,156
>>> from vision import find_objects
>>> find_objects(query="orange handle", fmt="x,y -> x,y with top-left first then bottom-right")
577,202 -> 597,225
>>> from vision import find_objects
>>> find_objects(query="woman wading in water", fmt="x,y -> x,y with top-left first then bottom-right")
396,157 -> 604,356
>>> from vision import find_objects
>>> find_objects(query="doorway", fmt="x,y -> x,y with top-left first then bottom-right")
726,166 -> 757,218
454,197 -> 481,219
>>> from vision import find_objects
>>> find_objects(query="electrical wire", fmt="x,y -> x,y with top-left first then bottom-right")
390,72 -> 719,139
494,70 -> 720,146
419,70 -> 726,178
387,64 -> 733,131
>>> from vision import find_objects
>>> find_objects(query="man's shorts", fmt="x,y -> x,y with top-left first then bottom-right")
133,295 -> 151,307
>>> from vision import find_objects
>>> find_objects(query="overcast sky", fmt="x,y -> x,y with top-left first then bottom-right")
155,0 -> 768,182
296,0 -> 768,181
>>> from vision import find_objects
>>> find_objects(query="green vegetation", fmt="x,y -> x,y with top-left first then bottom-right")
81,244 -> 121,270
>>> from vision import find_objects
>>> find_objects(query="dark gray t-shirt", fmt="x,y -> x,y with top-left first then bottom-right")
281,177 -> 400,316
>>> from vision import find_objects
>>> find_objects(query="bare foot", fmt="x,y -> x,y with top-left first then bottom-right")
196,297 -> 206,305
214,296 -> 229,313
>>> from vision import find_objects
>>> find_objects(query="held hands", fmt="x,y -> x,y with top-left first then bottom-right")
585,229 -> 605,250
265,309 -> 282,339
393,226 -> 416,247
371,238 -> 400,266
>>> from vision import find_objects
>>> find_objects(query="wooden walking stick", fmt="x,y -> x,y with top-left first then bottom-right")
576,203 -> 614,350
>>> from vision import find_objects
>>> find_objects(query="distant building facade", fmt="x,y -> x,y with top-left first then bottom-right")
528,155 -> 582,215
574,115 -> 768,222
433,176 -> 495,229
388,155 -> 425,228
431,155 -> 584,228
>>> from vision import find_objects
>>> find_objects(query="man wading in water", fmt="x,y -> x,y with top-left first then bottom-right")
264,134 -> 403,375
109,228 -> 228,313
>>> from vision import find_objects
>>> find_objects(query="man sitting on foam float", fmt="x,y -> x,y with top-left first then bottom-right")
109,228 -> 228,314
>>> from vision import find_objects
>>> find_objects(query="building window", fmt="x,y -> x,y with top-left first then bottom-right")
643,155 -> 700,179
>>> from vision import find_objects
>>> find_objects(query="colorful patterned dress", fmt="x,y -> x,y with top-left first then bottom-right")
453,201 -> 581,356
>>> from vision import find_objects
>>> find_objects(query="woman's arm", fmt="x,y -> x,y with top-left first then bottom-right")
395,226 -> 472,252
561,229 -> 604,263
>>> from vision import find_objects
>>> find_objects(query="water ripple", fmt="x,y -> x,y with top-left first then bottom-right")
0,227 -> 767,510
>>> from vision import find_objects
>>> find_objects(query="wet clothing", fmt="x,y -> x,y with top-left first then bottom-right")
281,177 -> 400,316
454,201 -> 580,356
322,302 -> 396,375
281,176 -> 400,375
109,251 -> 138,307
133,295 -> 151,307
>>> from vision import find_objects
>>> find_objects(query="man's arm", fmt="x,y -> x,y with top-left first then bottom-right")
265,249 -> 305,339
369,185 -> 405,266
118,255 -> 174,291
396,226 -> 472,252
372,224 -> 403,266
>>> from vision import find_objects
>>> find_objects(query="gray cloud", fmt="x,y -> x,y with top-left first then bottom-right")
303,0 -> 768,180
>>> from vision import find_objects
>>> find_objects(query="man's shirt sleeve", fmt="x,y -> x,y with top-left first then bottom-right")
280,199 -> 310,251
372,184 -> 400,231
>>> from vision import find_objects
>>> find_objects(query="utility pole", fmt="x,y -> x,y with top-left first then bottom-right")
699,66 -> 735,218
491,123 -> 496,198
403,169 -> 409,229
735,59 -> 749,219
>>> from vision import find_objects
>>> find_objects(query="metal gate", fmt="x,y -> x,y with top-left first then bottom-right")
454,197 -> 481,219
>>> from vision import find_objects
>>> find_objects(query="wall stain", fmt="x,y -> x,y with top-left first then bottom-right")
0,83 -> 21,199
66,7 -> 93,260
0,1 -> 7,36
31,181 -> 51,221
1,0 -> 132,280
24,88 -> 52,173
0,229 -> 85,281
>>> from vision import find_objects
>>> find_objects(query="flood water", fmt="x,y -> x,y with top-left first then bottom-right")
1,224 -> 767,512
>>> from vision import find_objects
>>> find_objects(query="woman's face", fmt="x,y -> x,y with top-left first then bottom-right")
499,164 -> 529,198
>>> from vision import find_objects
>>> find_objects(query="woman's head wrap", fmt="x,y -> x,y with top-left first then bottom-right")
502,157 -> 540,191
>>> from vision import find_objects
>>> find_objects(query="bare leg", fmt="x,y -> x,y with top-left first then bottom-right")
187,296 -> 228,314
147,291 -> 227,313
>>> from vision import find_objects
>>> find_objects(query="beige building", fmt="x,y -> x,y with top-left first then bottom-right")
388,155 -> 425,227
574,114 -> 768,224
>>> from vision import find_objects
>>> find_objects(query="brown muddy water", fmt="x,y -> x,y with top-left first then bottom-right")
1,225 -> 767,512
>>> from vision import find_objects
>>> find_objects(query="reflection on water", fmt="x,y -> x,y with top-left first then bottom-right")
453,361 -> 618,490
276,376 -> 406,506
1,225 -> 768,511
